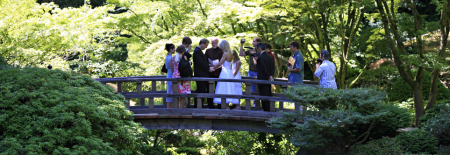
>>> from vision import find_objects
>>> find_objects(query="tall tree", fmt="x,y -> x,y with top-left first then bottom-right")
375,0 -> 449,125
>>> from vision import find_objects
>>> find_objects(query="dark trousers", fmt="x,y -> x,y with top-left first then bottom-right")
194,81 -> 209,108
257,84 -> 272,111
206,81 -> 218,109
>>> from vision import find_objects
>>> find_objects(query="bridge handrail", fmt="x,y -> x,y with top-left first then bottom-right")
95,76 -> 316,112
95,76 -> 318,85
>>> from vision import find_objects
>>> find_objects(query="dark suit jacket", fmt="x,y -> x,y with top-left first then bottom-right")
193,47 -> 210,77
257,52 -> 275,80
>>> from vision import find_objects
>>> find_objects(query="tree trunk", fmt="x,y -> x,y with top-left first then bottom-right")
426,1 -> 450,111
412,84 -> 424,126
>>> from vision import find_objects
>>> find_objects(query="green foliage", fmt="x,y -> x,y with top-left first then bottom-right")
346,65 -> 399,92
163,132 -> 182,147
269,85 -> 389,154
0,67 -> 149,154
175,147 -> 201,155
396,129 -> 439,154
355,103 -> 413,140
388,70 -> 450,102
422,101 -> 450,146
210,131 -> 297,155
347,137 -> 405,155
181,137 -> 206,148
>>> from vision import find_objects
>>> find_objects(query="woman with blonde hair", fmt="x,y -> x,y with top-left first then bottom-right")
212,40 -> 239,109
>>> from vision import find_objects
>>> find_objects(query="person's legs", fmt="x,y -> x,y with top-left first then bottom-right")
258,84 -> 272,111
248,70 -> 257,92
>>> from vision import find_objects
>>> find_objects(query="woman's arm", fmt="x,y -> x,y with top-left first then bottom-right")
213,53 -> 228,70
170,57 -> 174,73
233,61 -> 241,77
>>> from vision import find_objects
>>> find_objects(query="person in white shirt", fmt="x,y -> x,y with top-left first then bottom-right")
314,49 -> 337,89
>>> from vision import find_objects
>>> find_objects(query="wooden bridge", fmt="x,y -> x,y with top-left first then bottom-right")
95,76 -> 318,133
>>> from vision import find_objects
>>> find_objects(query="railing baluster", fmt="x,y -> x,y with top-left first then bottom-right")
245,82 -> 251,111
152,80 -> 156,91
136,80 -> 144,107
270,100 -> 275,112
117,82 -> 122,93
126,98 -> 130,109
149,97 -> 154,109
197,98 -> 202,109
221,98 -> 226,109
172,79 -> 178,108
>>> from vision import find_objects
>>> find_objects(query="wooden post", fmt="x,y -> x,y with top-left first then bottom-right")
208,81 -> 215,94
151,80 -> 156,91
245,82 -> 251,111
149,97 -> 154,109
197,98 -> 202,109
136,80 -> 145,106
172,79 -> 179,108
221,98 -> 226,109
270,100 -> 275,112
280,84 -> 288,110
117,82 -> 122,93
295,102 -> 301,113
126,98 -> 130,109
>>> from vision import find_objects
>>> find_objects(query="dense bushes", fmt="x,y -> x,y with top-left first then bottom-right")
0,67 -> 149,154
422,101 -> 450,146
345,65 -> 399,92
269,86 -> 392,154
388,70 -> 450,102
354,103 -> 412,140
347,137 -> 405,155
396,129 -> 439,154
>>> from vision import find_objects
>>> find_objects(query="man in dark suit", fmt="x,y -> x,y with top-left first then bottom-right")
193,38 -> 213,108
255,43 -> 275,111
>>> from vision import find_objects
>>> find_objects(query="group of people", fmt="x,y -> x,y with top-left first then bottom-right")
163,36 -> 337,111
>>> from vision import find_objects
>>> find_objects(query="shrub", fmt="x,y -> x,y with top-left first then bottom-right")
422,101 -> 450,146
388,70 -> 450,102
0,67 -> 149,154
396,129 -> 439,154
347,137 -> 405,155
268,86 -> 389,154
163,132 -> 182,147
345,65 -> 399,92
354,103 -> 412,139
181,137 -> 206,148
175,147 -> 201,155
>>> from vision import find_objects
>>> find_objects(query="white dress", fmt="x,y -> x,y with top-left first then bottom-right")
213,60 -> 239,104
232,61 -> 243,97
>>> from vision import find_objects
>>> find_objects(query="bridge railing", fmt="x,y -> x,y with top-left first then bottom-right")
95,76 -> 318,112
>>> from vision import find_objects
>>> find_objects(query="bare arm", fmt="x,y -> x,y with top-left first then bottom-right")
233,61 -> 241,77
239,43 -> 246,56
170,57 -> 174,73
213,53 -> 228,70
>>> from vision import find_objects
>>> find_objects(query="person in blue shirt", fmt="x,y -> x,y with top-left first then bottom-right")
287,41 -> 304,84
165,43 -> 175,108
314,49 -> 337,89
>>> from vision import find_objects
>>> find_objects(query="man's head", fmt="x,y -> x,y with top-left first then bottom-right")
198,38 -> 210,50
211,38 -> 219,49
320,49 -> 330,60
289,41 -> 299,52
182,36 -> 192,48
264,43 -> 272,52
253,37 -> 262,47
256,43 -> 266,54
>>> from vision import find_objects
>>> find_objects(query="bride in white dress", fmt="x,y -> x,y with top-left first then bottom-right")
212,40 -> 239,109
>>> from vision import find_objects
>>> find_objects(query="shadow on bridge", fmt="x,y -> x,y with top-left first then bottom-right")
96,76 -> 318,133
